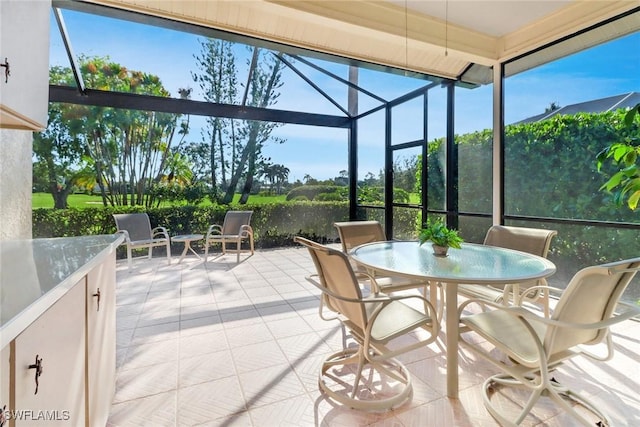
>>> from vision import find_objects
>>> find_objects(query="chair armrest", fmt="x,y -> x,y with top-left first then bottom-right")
239,224 -> 253,238
306,273 -> 438,321
306,274 -> 388,304
151,226 -> 170,239
115,229 -> 131,244
354,272 -> 382,294
459,297 -> 640,330
206,224 -> 223,239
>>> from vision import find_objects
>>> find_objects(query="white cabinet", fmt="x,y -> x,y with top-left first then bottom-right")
86,255 -> 116,427
0,246 -> 119,426
13,279 -> 86,426
0,0 -> 50,130
0,344 -> 9,419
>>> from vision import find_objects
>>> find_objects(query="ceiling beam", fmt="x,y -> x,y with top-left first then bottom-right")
49,85 -> 351,128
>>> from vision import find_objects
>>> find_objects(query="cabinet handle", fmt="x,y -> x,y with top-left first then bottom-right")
0,58 -> 9,83
28,354 -> 43,395
93,288 -> 101,311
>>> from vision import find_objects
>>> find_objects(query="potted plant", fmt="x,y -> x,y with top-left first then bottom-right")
418,218 -> 464,257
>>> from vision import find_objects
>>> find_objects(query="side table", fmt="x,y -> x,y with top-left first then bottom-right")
172,234 -> 204,263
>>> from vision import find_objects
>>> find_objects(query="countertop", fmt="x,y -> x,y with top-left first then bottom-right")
0,234 -> 124,348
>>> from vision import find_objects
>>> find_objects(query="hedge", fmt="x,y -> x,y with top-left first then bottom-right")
32,202 -> 352,251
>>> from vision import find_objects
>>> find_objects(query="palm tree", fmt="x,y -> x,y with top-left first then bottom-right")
272,164 -> 290,194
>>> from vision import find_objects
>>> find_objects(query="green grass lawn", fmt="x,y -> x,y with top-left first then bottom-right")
32,192 -> 288,208
33,192 -> 422,208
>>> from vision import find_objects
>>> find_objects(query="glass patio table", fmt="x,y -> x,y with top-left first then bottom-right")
350,240 -> 556,399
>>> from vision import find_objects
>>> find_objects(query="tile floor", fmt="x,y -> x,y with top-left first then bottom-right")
107,246 -> 640,426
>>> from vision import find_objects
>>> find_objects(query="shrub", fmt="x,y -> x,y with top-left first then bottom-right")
315,192 -> 345,201
286,185 -> 343,201
32,202 -> 351,254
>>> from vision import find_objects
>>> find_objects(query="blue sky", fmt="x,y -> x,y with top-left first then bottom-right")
50,10 -> 639,181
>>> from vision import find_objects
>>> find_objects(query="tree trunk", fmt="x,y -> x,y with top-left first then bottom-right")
49,182 -> 72,210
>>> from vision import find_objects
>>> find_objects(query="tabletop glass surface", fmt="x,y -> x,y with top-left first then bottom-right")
351,241 -> 556,284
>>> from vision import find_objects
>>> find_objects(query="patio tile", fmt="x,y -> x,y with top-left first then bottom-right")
247,392 -> 319,426
179,350 -> 236,387
114,361 -> 178,402
121,338 -> 179,370
111,248 -> 640,426
130,321 -> 180,345
179,303 -> 220,321
179,314 -> 224,337
265,315 -> 315,339
177,377 -> 246,425
107,390 -> 177,427
237,363 -> 308,408
225,322 -> 274,348
231,340 -> 288,373
137,308 -> 181,328
179,329 -> 228,357
276,331 -> 333,363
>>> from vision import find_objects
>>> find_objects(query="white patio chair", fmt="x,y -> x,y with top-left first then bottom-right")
458,225 -> 557,316
334,220 -> 444,320
458,257 -> 640,426
204,210 -> 254,263
112,213 -> 171,270
294,236 -> 439,411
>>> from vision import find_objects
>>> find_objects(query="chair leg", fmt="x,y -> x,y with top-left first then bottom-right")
483,373 -> 611,427
319,346 -> 412,411
204,242 -> 209,262
166,242 -> 171,265
127,246 -> 133,271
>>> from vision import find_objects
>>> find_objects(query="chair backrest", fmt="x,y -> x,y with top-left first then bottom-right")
483,225 -> 557,258
222,211 -> 253,235
546,257 -> 640,355
334,221 -> 386,253
113,213 -> 152,241
294,236 -> 367,330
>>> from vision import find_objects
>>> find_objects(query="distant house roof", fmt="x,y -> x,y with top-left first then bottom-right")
514,92 -> 640,124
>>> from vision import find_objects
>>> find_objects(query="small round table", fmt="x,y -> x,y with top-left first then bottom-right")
171,234 -> 204,263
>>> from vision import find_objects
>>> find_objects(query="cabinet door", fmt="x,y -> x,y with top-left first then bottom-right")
13,280 -> 86,427
86,255 -> 116,427
0,0 -> 50,130
0,344 -> 9,421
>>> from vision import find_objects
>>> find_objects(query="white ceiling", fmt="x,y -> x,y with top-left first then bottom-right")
86,0 -> 639,84
388,0 -> 572,37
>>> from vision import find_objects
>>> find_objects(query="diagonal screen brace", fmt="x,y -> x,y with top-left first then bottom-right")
53,7 -> 86,95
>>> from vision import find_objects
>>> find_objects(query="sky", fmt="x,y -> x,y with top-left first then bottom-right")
49,9 -> 640,182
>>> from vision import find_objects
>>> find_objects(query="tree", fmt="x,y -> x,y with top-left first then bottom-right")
271,163 -> 290,194
192,39 -> 238,201
33,101 -> 85,209
545,102 -> 561,113
393,156 -> 418,193
192,42 -> 285,204
179,141 -> 212,184
596,104 -> 640,210
48,56 -> 189,207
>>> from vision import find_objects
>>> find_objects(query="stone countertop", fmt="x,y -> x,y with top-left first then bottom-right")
0,234 -> 124,348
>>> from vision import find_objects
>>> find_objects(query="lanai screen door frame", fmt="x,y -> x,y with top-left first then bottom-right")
372,80 -> 456,238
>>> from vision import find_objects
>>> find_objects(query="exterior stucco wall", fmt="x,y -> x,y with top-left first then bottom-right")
0,129 -> 32,240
